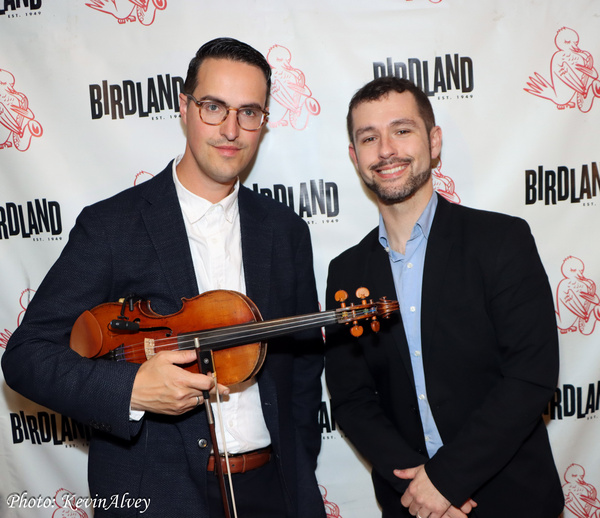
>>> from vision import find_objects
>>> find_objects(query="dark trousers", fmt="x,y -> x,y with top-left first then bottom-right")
207,458 -> 288,518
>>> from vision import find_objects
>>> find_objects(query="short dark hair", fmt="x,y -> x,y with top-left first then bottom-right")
183,37 -> 271,103
347,77 -> 436,143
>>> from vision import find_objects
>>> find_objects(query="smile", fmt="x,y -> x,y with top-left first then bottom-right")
375,162 -> 410,176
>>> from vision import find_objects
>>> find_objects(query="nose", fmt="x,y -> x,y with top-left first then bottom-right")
378,135 -> 396,159
220,109 -> 240,141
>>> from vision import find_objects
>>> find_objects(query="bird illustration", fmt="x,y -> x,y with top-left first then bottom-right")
555,256 -> 600,335
85,0 -> 165,25
267,45 -> 320,130
432,159 -> 461,204
52,488 -> 88,518
562,464 -> 600,518
0,69 -> 42,151
524,27 -> 598,111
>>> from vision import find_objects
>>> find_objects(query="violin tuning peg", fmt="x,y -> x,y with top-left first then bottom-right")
335,290 -> 349,304
355,287 -> 370,300
350,324 -> 363,337
370,319 -> 380,333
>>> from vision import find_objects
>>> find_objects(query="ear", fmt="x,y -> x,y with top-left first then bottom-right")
349,143 -> 359,168
430,126 -> 442,160
179,93 -> 189,124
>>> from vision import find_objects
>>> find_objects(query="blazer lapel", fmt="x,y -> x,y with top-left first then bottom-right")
362,230 -> 416,384
139,163 -> 199,302
421,195 -> 454,354
238,185 -> 272,309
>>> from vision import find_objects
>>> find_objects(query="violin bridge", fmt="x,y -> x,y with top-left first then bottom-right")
144,338 -> 156,360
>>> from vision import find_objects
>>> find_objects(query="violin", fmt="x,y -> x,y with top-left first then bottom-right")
69,287 -> 398,386
69,287 -> 398,518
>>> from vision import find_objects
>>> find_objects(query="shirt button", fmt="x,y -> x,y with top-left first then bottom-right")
414,350 -> 421,357
407,263 -> 413,269
410,306 -> 416,312
418,394 -> 426,401
198,438 -> 208,448
425,435 -> 432,442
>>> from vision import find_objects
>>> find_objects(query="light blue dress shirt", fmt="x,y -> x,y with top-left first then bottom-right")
378,193 -> 443,458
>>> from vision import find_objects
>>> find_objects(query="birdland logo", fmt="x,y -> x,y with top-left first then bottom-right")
0,0 -> 41,16
0,69 -> 43,150
545,381 -> 600,421
524,27 -> 600,112
319,398 -> 339,438
252,180 -> 339,222
373,54 -> 474,98
0,199 -> 62,240
84,0 -> 166,26
9,410 -> 91,446
89,74 -> 183,120
525,162 -> 600,206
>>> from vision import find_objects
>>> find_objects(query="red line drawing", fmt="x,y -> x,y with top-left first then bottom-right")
52,488 -> 88,518
563,464 -> 600,518
432,159 -> 461,204
18,289 -> 35,326
0,69 -> 43,151
134,170 -> 154,185
267,45 -> 321,130
1,289 -> 36,349
524,27 -> 600,112
85,0 -> 166,25
555,257 -> 600,335
320,485 -> 342,518
0,329 -> 11,349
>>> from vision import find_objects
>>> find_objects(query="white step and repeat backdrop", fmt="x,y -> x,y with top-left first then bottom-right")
2,1 -> 600,517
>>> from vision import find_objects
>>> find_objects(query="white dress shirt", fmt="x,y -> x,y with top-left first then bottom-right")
173,157 -> 271,454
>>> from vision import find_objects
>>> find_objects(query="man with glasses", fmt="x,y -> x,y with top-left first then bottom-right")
3,38 -> 326,518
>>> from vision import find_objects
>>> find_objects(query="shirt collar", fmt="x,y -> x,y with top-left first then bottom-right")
172,155 -> 240,225
379,192 -> 438,251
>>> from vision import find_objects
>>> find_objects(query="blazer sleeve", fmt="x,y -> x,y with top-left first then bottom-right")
2,205 -> 142,440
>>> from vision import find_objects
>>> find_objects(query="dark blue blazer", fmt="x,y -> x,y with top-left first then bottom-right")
3,162 -> 326,518
325,195 -> 564,518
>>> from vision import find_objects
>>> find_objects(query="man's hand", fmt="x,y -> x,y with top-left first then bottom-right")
394,465 -> 477,518
130,349 -> 229,415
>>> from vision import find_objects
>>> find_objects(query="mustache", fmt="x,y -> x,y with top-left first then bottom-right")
210,139 -> 243,149
370,157 -> 412,171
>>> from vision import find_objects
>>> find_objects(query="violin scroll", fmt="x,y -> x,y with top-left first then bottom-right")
334,288 -> 399,337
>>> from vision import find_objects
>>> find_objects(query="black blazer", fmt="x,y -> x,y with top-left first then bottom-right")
3,162 -> 326,518
325,195 -> 563,518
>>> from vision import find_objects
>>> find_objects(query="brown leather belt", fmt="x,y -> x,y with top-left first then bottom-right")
207,446 -> 272,474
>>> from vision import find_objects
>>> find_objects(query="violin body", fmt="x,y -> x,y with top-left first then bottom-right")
70,290 -> 266,386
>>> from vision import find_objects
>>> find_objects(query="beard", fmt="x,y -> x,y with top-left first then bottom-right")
362,159 -> 432,204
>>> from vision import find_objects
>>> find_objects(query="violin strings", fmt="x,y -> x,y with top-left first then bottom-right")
110,305 -> 380,361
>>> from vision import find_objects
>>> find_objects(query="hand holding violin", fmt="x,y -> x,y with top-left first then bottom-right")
131,349 -> 229,415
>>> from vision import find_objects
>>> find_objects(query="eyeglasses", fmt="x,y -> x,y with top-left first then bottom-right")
186,94 -> 269,131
